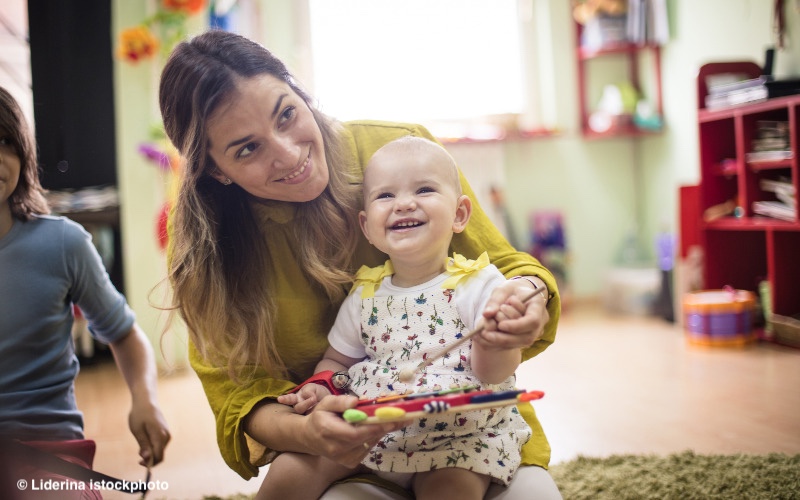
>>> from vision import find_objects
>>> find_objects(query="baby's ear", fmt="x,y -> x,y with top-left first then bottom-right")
358,210 -> 371,243
452,195 -> 472,233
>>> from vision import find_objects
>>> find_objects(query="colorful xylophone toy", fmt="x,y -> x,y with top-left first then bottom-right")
342,385 -> 544,425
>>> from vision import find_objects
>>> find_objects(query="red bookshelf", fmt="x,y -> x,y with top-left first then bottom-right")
693,62 -> 800,342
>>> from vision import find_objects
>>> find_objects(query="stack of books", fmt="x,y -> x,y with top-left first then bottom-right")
753,178 -> 796,222
705,76 -> 768,110
745,121 -> 793,163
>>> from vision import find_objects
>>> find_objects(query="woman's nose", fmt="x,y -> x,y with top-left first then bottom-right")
269,134 -> 298,170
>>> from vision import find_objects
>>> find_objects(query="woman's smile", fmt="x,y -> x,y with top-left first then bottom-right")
206,75 -> 329,202
277,151 -> 311,183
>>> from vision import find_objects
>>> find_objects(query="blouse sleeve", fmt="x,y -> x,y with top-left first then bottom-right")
189,343 -> 295,479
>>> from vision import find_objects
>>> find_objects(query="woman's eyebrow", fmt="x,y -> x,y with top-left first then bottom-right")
221,94 -> 289,154
224,135 -> 254,155
272,94 -> 287,118
220,93 -> 289,152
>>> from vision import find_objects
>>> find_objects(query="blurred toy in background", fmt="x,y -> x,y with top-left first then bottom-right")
489,185 -> 521,250
529,211 -> 570,307
572,0 -> 627,25
652,231 -> 675,322
138,135 -> 182,252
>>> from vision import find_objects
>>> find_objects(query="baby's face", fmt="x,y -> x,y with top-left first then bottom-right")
360,141 -> 466,264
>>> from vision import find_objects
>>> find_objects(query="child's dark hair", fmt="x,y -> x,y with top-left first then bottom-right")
0,86 -> 49,219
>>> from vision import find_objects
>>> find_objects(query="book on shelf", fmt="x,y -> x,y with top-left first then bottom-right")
705,84 -> 768,110
752,200 -> 796,221
760,178 -> 796,195
745,150 -> 793,163
760,178 -> 796,209
707,76 -> 768,95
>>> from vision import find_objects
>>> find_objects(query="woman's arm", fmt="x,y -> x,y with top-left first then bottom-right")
190,342 -> 403,477
243,395 -> 401,469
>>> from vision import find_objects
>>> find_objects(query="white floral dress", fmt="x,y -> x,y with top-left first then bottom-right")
327,253 -> 532,485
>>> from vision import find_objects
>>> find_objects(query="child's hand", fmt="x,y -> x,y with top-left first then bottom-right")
277,383 -> 333,414
129,400 -> 171,467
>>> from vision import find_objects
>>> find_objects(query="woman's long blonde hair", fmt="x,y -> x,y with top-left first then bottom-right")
159,30 -> 359,382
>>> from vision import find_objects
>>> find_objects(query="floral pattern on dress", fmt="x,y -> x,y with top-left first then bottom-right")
349,280 -> 532,485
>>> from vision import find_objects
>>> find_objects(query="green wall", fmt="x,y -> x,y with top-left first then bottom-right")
110,0 -> 798,367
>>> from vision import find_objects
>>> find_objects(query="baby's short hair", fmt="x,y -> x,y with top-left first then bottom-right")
368,136 -> 460,193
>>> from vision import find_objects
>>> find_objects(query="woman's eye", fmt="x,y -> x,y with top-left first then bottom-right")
0,136 -> 10,146
236,142 -> 258,159
279,106 -> 296,126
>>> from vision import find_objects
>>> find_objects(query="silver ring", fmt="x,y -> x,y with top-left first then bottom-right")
362,442 -> 370,450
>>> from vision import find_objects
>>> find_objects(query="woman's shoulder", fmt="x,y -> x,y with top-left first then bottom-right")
342,120 -> 439,171
343,120 -> 438,147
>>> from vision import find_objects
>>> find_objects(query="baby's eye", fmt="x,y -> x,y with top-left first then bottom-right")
417,186 -> 436,194
236,142 -> 258,159
376,192 -> 394,200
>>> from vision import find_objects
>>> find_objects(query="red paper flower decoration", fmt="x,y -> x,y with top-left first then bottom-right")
156,201 -> 171,251
161,0 -> 206,15
118,26 -> 159,63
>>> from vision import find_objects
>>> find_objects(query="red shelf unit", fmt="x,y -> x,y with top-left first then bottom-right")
574,21 -> 663,137
694,62 -> 800,324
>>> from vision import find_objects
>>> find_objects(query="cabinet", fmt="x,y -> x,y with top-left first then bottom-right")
28,0 -> 124,295
574,20 -> 663,138
694,62 -> 800,330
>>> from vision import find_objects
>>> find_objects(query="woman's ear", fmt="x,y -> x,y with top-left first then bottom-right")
452,195 -> 472,233
210,168 -> 232,185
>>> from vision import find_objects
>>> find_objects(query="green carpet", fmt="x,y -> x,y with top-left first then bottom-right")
549,450 -> 800,500
205,451 -> 800,499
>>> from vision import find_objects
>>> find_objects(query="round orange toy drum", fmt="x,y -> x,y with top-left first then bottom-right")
683,289 -> 756,347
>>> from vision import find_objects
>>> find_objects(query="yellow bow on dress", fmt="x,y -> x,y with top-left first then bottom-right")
441,251 -> 490,290
353,260 -> 395,298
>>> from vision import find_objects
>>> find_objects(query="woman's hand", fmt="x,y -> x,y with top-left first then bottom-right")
299,395 -> 407,468
478,277 -> 549,351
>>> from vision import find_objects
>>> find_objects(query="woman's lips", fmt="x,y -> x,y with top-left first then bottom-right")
278,152 -> 311,183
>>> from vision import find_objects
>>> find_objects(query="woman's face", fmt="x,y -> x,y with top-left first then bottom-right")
206,75 -> 329,202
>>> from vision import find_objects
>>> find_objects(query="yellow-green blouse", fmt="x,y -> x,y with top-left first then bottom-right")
188,120 -> 561,480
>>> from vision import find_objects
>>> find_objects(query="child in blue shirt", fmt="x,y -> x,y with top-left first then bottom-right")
0,86 -> 171,497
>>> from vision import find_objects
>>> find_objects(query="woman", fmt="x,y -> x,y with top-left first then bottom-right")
159,29 -> 561,499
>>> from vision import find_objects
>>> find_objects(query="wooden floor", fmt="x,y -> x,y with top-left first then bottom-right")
74,301 -> 800,500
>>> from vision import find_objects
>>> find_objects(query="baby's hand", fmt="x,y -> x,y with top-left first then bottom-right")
277,383 -> 333,414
